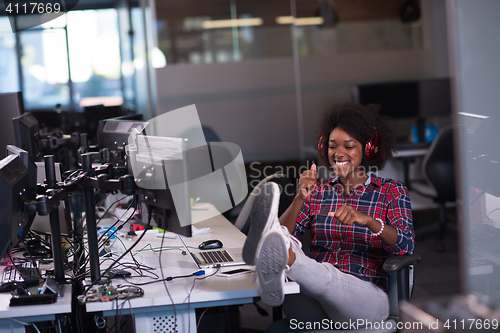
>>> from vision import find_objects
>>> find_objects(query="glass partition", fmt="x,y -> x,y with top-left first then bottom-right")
449,0 -> 500,306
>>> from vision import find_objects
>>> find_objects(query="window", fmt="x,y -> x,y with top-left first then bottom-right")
0,17 -> 19,93
1,8 -> 125,111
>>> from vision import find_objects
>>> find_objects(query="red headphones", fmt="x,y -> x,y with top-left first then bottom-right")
317,134 -> 325,158
365,127 -> 380,160
317,127 -> 380,160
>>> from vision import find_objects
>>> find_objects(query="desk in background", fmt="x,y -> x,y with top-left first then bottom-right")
393,145 -> 429,186
0,284 -> 72,333
85,206 -> 300,333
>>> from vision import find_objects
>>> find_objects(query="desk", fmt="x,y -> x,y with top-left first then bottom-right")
85,208 -> 300,333
392,148 -> 429,187
0,284 -> 72,333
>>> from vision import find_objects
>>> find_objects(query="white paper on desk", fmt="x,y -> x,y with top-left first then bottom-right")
192,225 -> 211,236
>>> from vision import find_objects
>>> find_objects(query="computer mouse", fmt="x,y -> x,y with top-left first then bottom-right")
0,282 -> 27,293
198,239 -> 223,250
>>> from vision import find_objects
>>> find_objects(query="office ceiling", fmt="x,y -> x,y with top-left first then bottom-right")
155,0 -> 406,24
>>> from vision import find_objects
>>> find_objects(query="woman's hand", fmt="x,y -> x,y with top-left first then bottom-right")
328,205 -> 371,226
296,164 -> 318,201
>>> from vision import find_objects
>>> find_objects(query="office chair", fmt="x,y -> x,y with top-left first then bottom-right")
266,254 -> 421,333
408,126 -> 456,251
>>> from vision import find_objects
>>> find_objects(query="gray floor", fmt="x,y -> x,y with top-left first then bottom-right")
237,208 -> 460,333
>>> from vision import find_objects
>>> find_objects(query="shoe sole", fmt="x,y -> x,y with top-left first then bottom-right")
242,182 -> 280,265
256,232 -> 287,307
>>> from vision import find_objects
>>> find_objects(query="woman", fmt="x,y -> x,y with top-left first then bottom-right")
242,102 -> 415,327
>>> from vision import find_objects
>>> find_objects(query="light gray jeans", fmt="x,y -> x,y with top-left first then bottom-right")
283,240 -> 389,325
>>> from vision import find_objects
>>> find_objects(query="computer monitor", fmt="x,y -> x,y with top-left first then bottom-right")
6,145 -> 37,204
130,135 -> 192,237
84,105 -> 124,145
418,78 -> 452,118
0,154 -> 32,260
30,111 -> 63,132
107,114 -> 144,122
13,112 -> 42,162
351,81 -> 419,119
97,119 -> 146,151
0,92 -> 24,159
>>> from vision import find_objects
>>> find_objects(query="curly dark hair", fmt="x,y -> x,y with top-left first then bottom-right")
317,102 -> 395,170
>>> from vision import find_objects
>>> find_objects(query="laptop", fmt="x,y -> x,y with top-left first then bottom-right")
177,235 -> 247,269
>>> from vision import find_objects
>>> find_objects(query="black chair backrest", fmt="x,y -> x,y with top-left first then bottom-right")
424,127 -> 455,201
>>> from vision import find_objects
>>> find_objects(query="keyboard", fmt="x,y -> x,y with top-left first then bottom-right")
199,250 -> 234,264
2,261 -> 40,283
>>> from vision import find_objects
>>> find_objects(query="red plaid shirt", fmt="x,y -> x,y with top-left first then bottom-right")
293,174 -> 415,292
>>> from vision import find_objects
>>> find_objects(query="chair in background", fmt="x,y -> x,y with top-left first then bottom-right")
409,126 -> 456,251
266,254 -> 421,333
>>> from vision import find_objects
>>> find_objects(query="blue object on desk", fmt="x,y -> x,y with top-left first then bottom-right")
97,226 -> 117,239
411,124 -> 439,143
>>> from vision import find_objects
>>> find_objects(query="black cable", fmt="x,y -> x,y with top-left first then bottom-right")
159,222 -> 177,332
82,208 -> 153,295
21,240 -> 44,280
79,195 -> 132,270
95,194 -> 131,226
96,198 -> 135,247
186,265 -> 221,333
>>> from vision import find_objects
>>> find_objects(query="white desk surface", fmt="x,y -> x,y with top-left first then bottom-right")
0,284 -> 72,322
86,205 -> 300,315
393,148 -> 428,158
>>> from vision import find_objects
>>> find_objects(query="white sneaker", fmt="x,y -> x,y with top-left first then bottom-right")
255,230 -> 288,307
242,182 -> 281,265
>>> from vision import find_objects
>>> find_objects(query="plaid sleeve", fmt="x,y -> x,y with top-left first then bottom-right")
293,196 -> 312,237
382,181 -> 415,254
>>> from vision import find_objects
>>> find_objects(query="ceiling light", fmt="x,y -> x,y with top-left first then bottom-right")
201,18 -> 263,29
276,16 -> 324,26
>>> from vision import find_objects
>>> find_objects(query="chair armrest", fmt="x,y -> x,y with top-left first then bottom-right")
383,254 -> 421,273
383,254 -> 421,301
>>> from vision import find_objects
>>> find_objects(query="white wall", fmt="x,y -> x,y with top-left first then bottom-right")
154,0 -> 443,163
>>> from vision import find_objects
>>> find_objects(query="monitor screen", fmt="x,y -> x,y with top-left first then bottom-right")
13,112 -> 42,162
98,119 -> 146,151
0,154 -> 31,260
351,81 -> 419,119
0,92 -> 24,159
84,105 -> 123,145
418,78 -> 452,118
131,135 -> 192,237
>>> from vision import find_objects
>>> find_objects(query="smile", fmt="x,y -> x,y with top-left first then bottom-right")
335,160 -> 349,166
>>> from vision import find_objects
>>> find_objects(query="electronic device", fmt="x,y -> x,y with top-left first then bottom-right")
177,235 -> 246,269
352,78 -> 452,144
6,145 -> 38,228
132,134 -> 193,237
0,281 -> 27,293
0,92 -> 24,159
365,128 -> 380,160
0,154 -> 33,261
97,119 -> 146,151
198,239 -> 223,250
2,260 -> 40,283
10,293 -> 57,306
217,268 -> 253,278
84,105 -> 123,145
12,112 -> 42,162
104,268 -> 132,279
351,81 -> 419,119
418,78 -> 452,118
